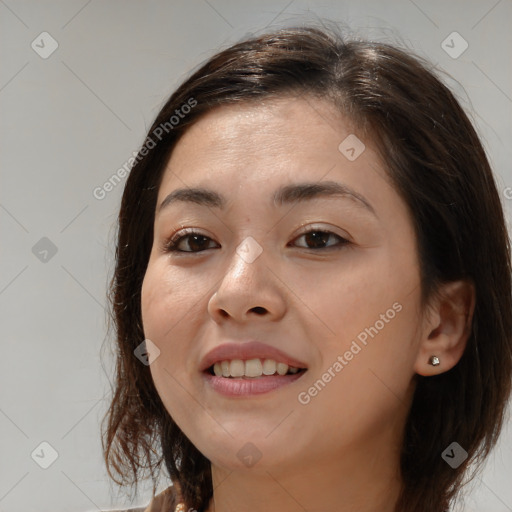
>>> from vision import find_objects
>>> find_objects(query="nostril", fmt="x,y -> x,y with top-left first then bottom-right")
251,307 -> 267,315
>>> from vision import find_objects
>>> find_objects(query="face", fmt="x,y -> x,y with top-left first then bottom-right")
141,95 -> 425,474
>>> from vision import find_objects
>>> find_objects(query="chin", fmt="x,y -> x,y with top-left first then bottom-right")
189,427 -> 302,474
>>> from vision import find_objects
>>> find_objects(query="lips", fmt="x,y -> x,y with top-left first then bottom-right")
200,341 -> 309,397
199,341 -> 308,373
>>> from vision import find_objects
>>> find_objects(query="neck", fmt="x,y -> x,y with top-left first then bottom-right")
206,432 -> 403,512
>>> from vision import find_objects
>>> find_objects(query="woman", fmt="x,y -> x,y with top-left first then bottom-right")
101,26 -> 512,512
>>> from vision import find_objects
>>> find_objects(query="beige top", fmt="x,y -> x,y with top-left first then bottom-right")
141,486 -> 183,512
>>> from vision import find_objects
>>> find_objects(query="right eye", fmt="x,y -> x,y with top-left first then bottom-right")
163,230 -> 219,253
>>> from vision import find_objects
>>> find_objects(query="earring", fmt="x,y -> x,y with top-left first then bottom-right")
428,355 -> 440,366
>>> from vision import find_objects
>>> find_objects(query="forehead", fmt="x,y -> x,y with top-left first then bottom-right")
158,95 -> 384,194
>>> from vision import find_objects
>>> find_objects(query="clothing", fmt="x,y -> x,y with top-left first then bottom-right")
103,486 -> 182,512
141,486 -> 181,512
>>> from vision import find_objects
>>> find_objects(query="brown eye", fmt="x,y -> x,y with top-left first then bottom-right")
165,232 -> 218,253
292,230 -> 349,250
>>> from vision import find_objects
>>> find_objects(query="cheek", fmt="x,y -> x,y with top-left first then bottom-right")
296,255 -> 421,402
141,264 -> 193,380
141,269 -> 167,342
140,261 -> 211,405
289,255 -> 405,348
141,262 -> 196,337
297,302 -> 420,448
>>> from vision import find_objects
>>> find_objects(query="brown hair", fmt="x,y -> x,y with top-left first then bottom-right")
101,25 -> 512,512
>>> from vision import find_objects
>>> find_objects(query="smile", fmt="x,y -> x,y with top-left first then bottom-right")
210,358 -> 304,378
200,341 -> 309,396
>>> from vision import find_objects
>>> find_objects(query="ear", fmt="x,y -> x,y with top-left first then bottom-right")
414,279 -> 476,376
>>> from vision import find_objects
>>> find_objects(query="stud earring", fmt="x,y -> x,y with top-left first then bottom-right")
428,355 -> 440,366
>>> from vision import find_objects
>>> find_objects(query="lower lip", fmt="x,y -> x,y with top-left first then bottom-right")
203,371 -> 306,397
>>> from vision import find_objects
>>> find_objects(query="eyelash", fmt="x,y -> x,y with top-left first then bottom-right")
163,227 -> 350,254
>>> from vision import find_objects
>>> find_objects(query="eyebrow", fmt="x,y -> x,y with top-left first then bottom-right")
157,181 -> 376,217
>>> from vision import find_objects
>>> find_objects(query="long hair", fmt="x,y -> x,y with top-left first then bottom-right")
101,25 -> 512,512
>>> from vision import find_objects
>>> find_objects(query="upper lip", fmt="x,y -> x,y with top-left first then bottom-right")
200,341 -> 308,372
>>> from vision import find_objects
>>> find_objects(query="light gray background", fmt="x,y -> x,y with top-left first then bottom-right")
1,1 -> 511,511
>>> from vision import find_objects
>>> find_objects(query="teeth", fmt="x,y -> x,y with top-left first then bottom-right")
221,360 -> 230,377
276,362 -> 288,375
213,362 -> 223,377
230,359 -> 245,377
212,358 -> 302,378
262,359 -> 276,375
245,358 -> 263,377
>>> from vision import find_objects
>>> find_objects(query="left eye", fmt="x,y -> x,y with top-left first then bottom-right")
291,230 -> 349,250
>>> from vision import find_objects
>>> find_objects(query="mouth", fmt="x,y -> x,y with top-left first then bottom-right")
200,341 -> 309,396
206,358 -> 308,379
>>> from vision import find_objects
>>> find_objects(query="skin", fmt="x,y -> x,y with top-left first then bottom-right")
141,95 -> 475,512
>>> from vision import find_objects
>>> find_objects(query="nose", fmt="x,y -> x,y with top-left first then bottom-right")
207,237 -> 287,324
